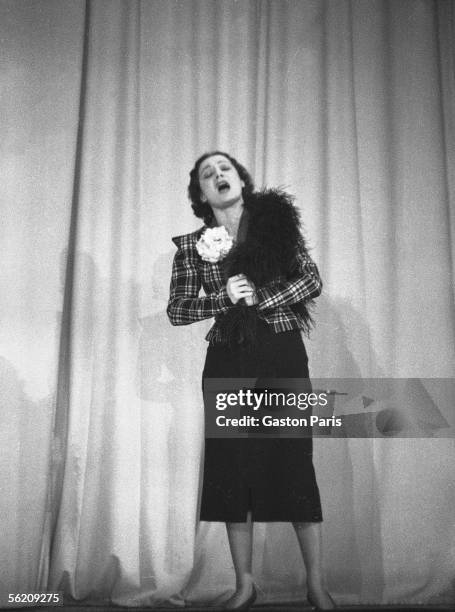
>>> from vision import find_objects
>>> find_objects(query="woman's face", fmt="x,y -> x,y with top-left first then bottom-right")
198,154 -> 245,210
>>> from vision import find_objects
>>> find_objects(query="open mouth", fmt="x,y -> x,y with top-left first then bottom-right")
217,180 -> 230,193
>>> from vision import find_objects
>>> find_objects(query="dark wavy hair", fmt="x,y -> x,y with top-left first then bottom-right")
188,151 -> 255,225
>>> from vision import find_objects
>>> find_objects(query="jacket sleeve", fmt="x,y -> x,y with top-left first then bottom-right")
167,239 -> 233,325
255,248 -> 322,312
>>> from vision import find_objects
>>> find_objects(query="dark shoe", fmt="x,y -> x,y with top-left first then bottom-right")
307,590 -> 336,610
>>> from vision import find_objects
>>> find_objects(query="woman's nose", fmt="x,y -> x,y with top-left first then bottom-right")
215,168 -> 223,178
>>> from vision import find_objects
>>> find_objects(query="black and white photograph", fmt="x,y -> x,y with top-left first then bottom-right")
1,1 -> 454,611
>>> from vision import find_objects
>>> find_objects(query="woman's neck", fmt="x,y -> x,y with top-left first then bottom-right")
212,200 -> 244,239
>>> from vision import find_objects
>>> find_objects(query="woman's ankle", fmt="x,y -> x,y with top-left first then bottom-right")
235,573 -> 254,592
306,574 -> 326,593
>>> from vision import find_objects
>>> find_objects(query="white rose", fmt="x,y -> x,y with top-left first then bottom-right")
196,226 -> 234,263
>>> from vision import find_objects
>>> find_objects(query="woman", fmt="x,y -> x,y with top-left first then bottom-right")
167,152 -> 335,610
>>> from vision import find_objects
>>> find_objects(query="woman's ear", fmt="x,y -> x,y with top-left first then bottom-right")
201,194 -> 207,202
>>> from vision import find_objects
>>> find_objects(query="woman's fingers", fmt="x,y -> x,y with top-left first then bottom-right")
232,288 -> 254,298
233,280 -> 251,290
229,276 -> 255,289
226,275 -> 257,304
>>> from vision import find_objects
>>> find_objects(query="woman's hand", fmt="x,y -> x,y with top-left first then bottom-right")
226,274 -> 258,305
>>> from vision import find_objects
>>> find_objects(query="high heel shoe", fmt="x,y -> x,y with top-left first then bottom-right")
225,585 -> 257,610
307,590 -> 336,610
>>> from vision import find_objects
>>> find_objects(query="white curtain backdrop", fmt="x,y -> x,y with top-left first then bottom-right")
1,0 -> 454,607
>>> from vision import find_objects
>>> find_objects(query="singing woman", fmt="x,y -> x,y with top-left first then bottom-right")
167,151 -> 335,610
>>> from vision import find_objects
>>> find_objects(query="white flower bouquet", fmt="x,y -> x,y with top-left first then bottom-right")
196,226 -> 233,263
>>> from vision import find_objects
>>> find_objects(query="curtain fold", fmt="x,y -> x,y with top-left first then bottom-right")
1,0 -> 454,606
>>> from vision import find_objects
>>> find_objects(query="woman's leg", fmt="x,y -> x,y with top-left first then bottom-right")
293,521 -> 335,609
225,512 -> 255,609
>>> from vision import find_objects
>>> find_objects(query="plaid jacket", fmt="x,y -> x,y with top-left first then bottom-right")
167,227 -> 323,344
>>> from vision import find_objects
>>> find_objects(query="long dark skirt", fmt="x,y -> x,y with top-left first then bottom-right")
200,320 -> 323,523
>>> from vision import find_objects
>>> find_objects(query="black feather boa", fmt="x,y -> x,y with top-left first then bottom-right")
217,188 -> 315,346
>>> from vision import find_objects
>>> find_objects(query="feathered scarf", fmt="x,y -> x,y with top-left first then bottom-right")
217,188 -> 315,346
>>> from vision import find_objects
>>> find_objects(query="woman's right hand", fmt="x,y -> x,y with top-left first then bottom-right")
226,274 -> 257,305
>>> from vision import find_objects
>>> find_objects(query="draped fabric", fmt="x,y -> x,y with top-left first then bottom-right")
1,0 -> 454,606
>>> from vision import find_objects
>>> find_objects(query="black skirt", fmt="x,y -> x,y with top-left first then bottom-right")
200,320 -> 323,523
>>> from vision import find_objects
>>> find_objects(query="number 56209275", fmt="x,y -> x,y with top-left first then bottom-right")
7,593 -> 62,606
